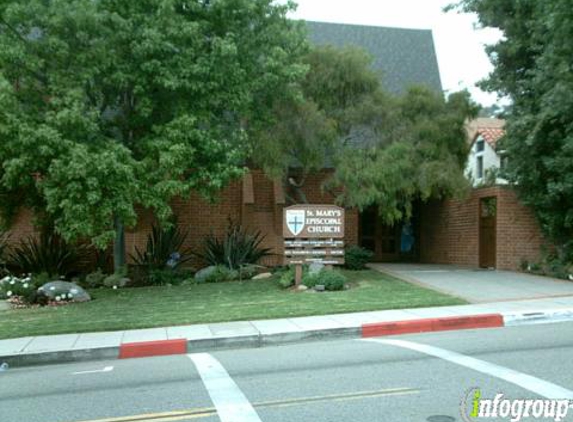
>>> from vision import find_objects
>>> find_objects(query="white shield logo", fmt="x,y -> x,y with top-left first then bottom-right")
286,210 -> 306,236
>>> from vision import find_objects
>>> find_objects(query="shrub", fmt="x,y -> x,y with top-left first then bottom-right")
0,274 -> 43,304
344,246 -> 374,270
0,232 -> 9,267
278,267 -> 295,288
302,269 -> 347,291
131,223 -> 192,272
197,221 -> 272,271
203,265 -> 237,283
301,271 -> 319,288
145,268 -> 192,286
8,233 -> 84,277
84,269 -> 107,288
238,264 -> 259,280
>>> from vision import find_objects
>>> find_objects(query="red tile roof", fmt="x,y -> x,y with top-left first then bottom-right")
466,118 -> 506,148
476,127 -> 505,148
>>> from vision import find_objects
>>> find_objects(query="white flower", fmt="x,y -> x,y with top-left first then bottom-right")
10,280 -> 15,285
569,274 -> 573,281
55,296 -> 61,301
50,286 -> 56,291
112,285 -> 118,290
0,276 -> 9,284
6,291 -> 12,297
22,283 -> 29,288
67,293 -> 73,299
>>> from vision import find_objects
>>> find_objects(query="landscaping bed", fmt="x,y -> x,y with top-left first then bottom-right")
0,270 -> 465,339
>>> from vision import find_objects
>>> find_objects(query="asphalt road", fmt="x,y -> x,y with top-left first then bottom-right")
3,322 -> 573,422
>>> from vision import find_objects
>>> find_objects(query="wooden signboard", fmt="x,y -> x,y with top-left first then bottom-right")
283,205 -> 345,285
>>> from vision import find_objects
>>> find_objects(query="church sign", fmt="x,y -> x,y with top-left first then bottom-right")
283,205 -> 344,239
283,205 -> 345,279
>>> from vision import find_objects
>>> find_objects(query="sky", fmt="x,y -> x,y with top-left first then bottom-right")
285,0 -> 504,106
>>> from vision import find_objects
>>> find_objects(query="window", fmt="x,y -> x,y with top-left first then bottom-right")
500,154 -> 509,171
476,138 -> 485,152
477,156 -> 483,179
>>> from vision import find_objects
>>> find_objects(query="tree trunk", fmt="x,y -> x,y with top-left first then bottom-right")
113,215 -> 125,274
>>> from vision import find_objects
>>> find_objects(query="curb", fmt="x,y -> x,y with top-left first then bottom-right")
362,314 -> 503,337
2,310 -> 573,368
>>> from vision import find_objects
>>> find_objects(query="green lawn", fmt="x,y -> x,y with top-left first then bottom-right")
0,270 -> 466,339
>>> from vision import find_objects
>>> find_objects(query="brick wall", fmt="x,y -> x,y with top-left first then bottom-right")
419,186 -> 546,270
5,176 -> 540,272
125,170 -> 359,268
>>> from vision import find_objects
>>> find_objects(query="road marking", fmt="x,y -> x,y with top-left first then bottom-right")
73,366 -> 114,375
72,387 -> 418,422
188,353 -> 262,422
363,338 -> 573,399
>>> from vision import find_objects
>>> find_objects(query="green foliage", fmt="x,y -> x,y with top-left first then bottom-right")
202,265 -> 238,284
8,233 -> 83,277
131,223 -> 192,272
344,246 -> 374,270
0,232 -> 9,275
251,42 -> 477,217
197,221 -> 272,270
278,267 -> 296,289
0,274 -> 44,304
329,87 -> 477,224
302,269 -> 347,291
0,0 -> 308,250
84,269 -> 107,289
454,0 -> 573,259
138,268 -> 191,286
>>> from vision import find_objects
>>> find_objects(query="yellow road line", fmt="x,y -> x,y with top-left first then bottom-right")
73,387 -> 420,422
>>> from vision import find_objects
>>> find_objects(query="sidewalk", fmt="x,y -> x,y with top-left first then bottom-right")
3,295 -> 573,367
369,263 -> 573,303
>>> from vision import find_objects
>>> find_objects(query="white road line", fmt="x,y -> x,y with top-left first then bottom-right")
188,353 -> 262,422
72,366 -> 114,375
363,338 -> 573,400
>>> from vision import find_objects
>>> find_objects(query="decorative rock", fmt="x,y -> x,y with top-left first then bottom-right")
194,266 -> 218,283
0,301 -> 10,312
296,284 -> 308,292
40,281 -> 91,302
309,262 -> 324,274
314,284 -> 326,292
252,272 -> 273,280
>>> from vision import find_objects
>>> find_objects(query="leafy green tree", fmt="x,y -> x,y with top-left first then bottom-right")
454,0 -> 573,259
329,87 -> 477,223
253,44 -> 477,223
0,0 -> 307,269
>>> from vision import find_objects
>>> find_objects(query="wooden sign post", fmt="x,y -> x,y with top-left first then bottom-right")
283,205 -> 345,286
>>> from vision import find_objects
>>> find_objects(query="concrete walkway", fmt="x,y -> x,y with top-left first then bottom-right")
370,263 -> 573,303
3,296 -> 573,367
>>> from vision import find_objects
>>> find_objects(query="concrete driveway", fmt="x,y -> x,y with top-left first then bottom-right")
370,263 -> 573,303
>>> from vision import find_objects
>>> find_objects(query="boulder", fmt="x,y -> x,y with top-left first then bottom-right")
309,262 -> 324,274
252,272 -> 273,280
295,284 -> 308,292
314,284 -> 326,292
39,281 -> 91,302
0,301 -> 10,312
194,266 -> 218,283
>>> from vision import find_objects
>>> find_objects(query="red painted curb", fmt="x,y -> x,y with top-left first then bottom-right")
119,339 -> 187,359
361,313 -> 504,338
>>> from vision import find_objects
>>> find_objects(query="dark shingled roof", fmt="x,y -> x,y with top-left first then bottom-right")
306,21 -> 443,95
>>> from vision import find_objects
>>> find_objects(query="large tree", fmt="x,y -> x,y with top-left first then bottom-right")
0,0 -> 307,269
252,44 -> 477,223
454,0 -> 573,259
